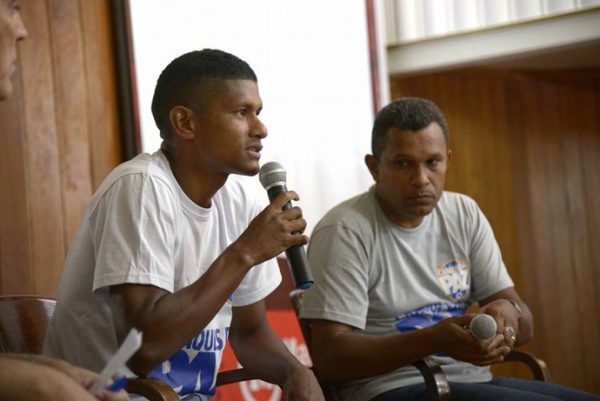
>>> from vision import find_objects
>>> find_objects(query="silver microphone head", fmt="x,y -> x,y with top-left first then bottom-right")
259,161 -> 287,190
469,314 -> 497,341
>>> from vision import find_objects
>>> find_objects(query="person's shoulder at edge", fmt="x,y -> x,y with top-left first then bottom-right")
437,190 -> 480,212
312,186 -> 376,236
80,150 -> 176,218
115,150 -> 168,179
436,191 -> 486,233
91,151 -> 169,196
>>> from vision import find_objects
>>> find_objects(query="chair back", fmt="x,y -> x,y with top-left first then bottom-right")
289,289 -> 311,345
0,295 -> 56,354
289,289 -> 343,401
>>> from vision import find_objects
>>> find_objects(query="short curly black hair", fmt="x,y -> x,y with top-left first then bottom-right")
151,49 -> 257,137
371,97 -> 449,158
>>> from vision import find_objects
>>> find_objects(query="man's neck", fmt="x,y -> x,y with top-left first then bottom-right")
374,192 -> 424,229
161,147 -> 228,208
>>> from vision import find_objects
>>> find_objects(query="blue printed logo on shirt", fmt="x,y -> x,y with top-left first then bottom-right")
436,258 -> 470,301
149,327 -> 227,395
394,303 -> 467,332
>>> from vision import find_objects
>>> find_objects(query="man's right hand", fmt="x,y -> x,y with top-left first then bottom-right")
234,190 -> 308,267
429,314 -> 510,366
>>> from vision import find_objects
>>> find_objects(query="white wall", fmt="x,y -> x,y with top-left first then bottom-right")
385,0 -> 600,44
129,0 -> 375,233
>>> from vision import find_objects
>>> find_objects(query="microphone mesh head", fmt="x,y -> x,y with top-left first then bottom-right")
470,314 -> 497,341
259,162 -> 287,190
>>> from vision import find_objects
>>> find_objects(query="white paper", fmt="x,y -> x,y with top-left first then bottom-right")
89,328 -> 143,395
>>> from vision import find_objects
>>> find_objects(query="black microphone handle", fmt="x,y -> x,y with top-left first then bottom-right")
284,244 -> 313,289
266,185 -> 314,289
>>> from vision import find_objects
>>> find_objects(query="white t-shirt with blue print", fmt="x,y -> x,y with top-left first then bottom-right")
44,150 -> 281,399
300,187 -> 513,401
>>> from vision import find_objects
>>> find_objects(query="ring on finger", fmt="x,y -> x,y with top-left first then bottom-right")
505,326 -> 516,343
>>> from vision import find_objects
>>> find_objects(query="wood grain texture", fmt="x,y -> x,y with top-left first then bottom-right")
19,0 -> 66,296
48,0 -> 94,248
507,71 -> 600,393
0,69 -> 32,294
80,0 -> 122,187
391,68 -> 600,394
0,0 -> 122,297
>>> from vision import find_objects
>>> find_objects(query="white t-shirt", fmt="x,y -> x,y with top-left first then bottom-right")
300,188 -> 513,401
44,150 -> 280,398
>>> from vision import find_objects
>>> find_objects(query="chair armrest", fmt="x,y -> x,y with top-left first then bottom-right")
216,367 -> 256,386
126,368 -> 256,400
412,357 -> 451,401
504,350 -> 551,382
126,377 -> 179,401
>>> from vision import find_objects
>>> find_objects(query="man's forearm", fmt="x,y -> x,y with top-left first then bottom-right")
114,245 -> 256,374
310,324 -> 439,382
229,323 -> 304,386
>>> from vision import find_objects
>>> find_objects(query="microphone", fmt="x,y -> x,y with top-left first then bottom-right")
469,314 -> 497,341
259,162 -> 314,289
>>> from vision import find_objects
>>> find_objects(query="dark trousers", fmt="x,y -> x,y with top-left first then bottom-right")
371,377 -> 600,401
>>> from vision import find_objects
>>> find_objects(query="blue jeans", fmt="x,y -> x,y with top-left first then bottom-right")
370,377 -> 600,401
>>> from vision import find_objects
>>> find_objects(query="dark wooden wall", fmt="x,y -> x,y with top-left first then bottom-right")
0,0 -> 122,297
391,68 -> 600,394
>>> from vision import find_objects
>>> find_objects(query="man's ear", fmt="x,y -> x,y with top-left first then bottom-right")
364,154 -> 379,182
446,148 -> 453,167
169,105 -> 196,140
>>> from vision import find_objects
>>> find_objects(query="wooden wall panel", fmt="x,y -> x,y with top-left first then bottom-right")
0,0 -> 122,297
19,0 -> 66,296
507,72 -> 600,393
0,71 -> 32,293
48,0 -> 94,247
390,69 -> 600,393
80,0 -> 122,187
